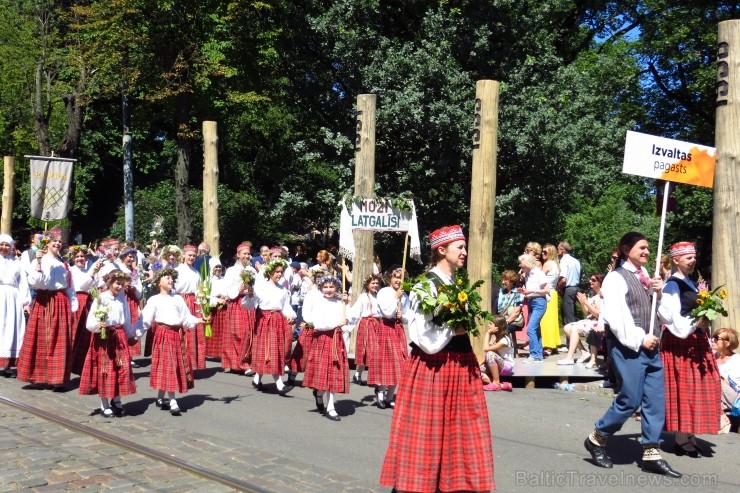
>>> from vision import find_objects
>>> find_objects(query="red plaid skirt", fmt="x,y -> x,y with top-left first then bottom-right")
223,297 -> 255,370
289,326 -> 314,374
17,290 -> 74,385
302,328 -> 348,393
79,325 -> 136,398
368,318 -> 408,386
126,289 -> 142,357
662,329 -> 722,434
354,317 -> 380,367
180,293 -> 206,370
251,309 -> 288,375
71,292 -> 92,375
380,345 -> 495,492
150,323 -> 194,393
205,305 -> 226,359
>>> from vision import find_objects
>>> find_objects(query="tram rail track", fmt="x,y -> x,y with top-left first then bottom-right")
0,394 -> 272,493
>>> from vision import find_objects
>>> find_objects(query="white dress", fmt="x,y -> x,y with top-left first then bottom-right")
0,255 -> 31,360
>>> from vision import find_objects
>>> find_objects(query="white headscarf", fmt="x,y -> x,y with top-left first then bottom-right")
0,233 -> 13,246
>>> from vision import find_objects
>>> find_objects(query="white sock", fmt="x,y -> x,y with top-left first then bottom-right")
100,398 -> 110,410
170,398 -> 178,409
274,374 -> 284,390
253,374 -> 261,385
377,390 -> 385,402
356,366 -> 365,377
284,364 -> 290,372
326,392 -> 336,415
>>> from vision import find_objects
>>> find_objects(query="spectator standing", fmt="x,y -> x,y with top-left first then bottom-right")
558,241 -> 582,326
193,242 -> 212,271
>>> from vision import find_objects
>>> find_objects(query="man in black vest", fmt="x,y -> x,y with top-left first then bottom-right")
583,231 -> 681,478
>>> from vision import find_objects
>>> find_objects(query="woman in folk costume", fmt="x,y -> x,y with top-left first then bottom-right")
68,245 -> 97,375
349,273 -> 383,386
380,225 -> 495,493
174,245 -> 206,372
241,258 -> 296,395
205,258 -> 227,359
17,230 -> 79,390
92,239 -> 120,286
224,242 -> 258,374
138,267 -> 201,415
371,266 -> 410,409
301,275 -> 351,421
80,269 -> 136,418
286,268 -> 327,386
116,246 -> 143,364
0,234 -> 31,377
657,241 -> 723,457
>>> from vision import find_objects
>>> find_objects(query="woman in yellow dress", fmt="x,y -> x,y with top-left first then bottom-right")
540,243 -> 562,353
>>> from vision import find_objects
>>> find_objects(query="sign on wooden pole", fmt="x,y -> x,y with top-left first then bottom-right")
713,21 -> 740,330
468,80 -> 500,361
203,121 -> 220,258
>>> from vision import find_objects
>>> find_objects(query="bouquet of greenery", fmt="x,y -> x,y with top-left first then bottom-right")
692,284 -> 728,321
240,268 -> 255,286
197,261 -> 214,337
408,269 -> 493,337
90,287 -> 111,340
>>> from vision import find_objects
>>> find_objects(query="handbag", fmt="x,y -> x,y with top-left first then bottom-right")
500,291 -> 524,328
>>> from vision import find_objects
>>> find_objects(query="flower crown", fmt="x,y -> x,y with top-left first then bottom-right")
152,267 -> 179,287
102,269 -> 131,285
363,273 -> 384,290
317,275 -> 341,288
66,244 -> 90,261
262,258 -> 289,278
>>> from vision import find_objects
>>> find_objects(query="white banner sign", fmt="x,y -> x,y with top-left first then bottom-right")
27,155 -> 75,222
622,131 -> 716,188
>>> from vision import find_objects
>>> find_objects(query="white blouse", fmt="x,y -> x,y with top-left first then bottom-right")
241,280 -> 296,319
70,265 -> 95,293
85,291 -> 133,338
0,256 -> 31,306
407,267 -> 455,354
210,275 -> 228,304
175,263 -> 200,294
348,292 -> 381,320
304,295 -> 346,331
657,274 -> 700,339
377,286 -> 410,321
27,254 -> 78,312
138,293 -> 199,331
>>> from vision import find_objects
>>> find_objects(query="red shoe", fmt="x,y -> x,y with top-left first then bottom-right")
501,382 -> 513,392
483,383 -> 502,391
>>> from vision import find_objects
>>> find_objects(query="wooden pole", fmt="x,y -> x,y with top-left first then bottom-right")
468,80 -> 500,361
1,156 -> 15,234
713,21 -> 740,330
202,121 -> 220,258
349,94 -> 377,357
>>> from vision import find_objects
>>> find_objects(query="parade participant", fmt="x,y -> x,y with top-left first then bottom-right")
380,225 -> 495,493
142,245 -> 180,358
349,273 -> 383,386
284,262 -> 311,386
0,234 -> 31,377
286,269 -> 327,386
17,230 -> 79,390
138,267 -> 201,415
223,242 -> 257,374
205,258 -> 227,359
301,275 -> 351,421
68,245 -> 97,375
583,232 -> 681,478
160,244 -> 182,268
267,246 -> 295,365
175,245 -> 206,372
657,241 -> 722,457
80,269 -> 136,418
117,245 -> 143,365
371,267 -> 409,409
242,258 -> 296,395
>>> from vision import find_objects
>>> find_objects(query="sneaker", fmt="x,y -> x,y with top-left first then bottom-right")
521,357 -> 543,364
577,351 -> 592,364
584,361 -> 597,369
557,358 -> 575,366
244,369 -> 255,377
600,381 -> 614,389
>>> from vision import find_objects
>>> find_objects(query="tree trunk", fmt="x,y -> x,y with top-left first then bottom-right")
33,61 -> 51,156
175,91 -> 193,246
57,69 -> 87,159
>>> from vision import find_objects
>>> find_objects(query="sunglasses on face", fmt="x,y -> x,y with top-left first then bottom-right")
712,335 -> 729,342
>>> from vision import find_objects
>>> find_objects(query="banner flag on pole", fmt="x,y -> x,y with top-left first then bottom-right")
26,155 -> 75,227
338,198 -> 421,263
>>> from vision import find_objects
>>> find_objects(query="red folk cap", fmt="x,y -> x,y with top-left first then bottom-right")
669,242 -> 696,258
429,225 -> 465,249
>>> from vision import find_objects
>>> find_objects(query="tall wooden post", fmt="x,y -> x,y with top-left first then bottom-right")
203,121 -> 220,258
714,21 -> 740,330
1,156 -> 15,234
468,80 -> 500,361
349,95 -> 377,356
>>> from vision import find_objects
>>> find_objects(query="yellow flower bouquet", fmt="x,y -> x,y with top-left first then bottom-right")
692,285 -> 728,321
408,269 -> 492,337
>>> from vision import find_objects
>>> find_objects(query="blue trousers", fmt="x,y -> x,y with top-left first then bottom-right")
595,341 -> 665,446
526,297 -> 547,359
